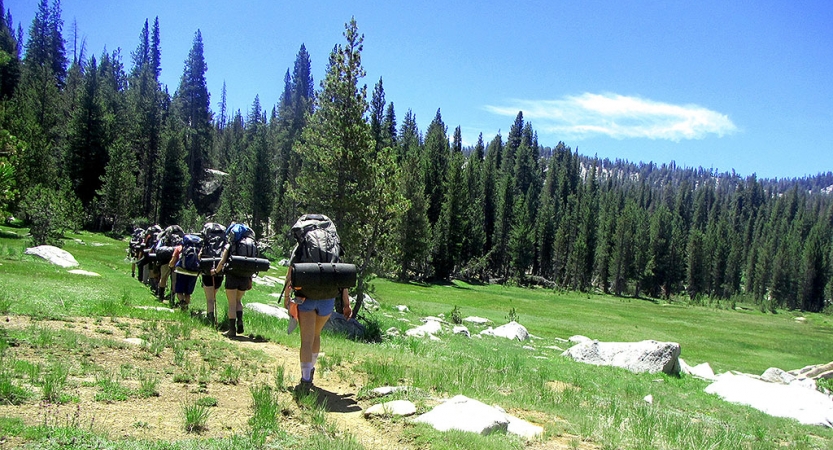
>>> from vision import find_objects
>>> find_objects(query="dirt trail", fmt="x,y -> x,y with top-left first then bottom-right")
0,315 -> 592,449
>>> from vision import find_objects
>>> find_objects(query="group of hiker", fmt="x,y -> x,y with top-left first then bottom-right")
127,214 -> 357,388
128,221 -> 264,337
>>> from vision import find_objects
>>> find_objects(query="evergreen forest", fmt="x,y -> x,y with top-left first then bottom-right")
1,1 -> 833,313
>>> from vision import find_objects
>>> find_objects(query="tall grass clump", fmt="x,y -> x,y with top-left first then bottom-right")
181,397 -> 211,433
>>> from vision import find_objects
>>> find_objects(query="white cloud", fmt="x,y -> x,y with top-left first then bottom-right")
485,93 -> 737,141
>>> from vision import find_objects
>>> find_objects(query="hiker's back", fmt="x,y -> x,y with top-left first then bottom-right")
290,214 -> 342,264
224,223 -> 269,277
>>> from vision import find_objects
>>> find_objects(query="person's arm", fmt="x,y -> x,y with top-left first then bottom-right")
169,246 -> 180,269
341,288 -> 352,319
283,266 -> 293,309
210,246 -> 230,275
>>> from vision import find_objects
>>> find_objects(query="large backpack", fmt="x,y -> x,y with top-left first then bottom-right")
129,227 -> 145,257
161,225 -> 185,246
289,214 -> 353,300
178,234 -> 203,272
224,223 -> 269,277
199,222 -> 226,273
290,214 -> 342,264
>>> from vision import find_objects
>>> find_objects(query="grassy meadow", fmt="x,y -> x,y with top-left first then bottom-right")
0,224 -> 832,449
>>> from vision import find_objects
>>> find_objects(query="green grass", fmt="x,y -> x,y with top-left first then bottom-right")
1,223 -> 833,449
371,279 -> 833,374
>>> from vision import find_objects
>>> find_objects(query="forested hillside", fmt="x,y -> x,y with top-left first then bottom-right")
1,1 -> 832,312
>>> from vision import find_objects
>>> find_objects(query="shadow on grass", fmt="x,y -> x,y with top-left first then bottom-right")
293,385 -> 362,413
0,229 -> 23,239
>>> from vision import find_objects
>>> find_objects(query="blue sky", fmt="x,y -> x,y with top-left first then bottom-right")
7,0 -> 833,179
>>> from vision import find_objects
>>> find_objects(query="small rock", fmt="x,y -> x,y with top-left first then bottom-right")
123,338 -> 145,346
644,394 -> 653,404
452,325 -> 470,337
68,269 -> 100,277
364,400 -> 417,418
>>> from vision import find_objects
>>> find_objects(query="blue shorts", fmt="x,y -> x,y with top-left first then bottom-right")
297,298 -> 335,316
174,273 -> 198,295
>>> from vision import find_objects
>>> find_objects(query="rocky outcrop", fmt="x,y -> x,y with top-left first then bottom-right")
705,372 -> 833,427
479,321 -> 530,341
25,245 -> 78,268
412,395 -> 543,438
563,339 -> 681,375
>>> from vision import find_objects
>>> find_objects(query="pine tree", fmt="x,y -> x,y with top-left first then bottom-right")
128,18 -> 164,221
292,18 -> 404,316
172,29 -> 212,210
370,76 -> 385,151
157,125 -> 188,226
14,0 -> 67,190
0,0 -> 20,101
67,54 -> 107,206
98,139 -> 138,232
432,148 -> 465,280
422,109 -> 448,225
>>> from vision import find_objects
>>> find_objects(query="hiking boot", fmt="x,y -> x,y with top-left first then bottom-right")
294,378 -> 313,394
310,367 -> 315,383
157,288 -> 165,302
226,319 -> 237,338
236,311 -> 244,334
179,302 -> 189,312
206,312 -> 215,326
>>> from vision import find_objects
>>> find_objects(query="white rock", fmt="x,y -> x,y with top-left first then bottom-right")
705,372 -> 833,427
252,275 -> 282,287
562,340 -> 681,375
406,319 -> 443,338
370,386 -> 411,397
452,325 -> 470,337
245,302 -> 290,320
413,395 -> 509,435
412,395 -> 543,439
385,327 -> 400,337
643,394 -> 653,404
365,400 -> 417,418
134,306 -> 175,312
25,246 -> 79,268
479,321 -> 529,341
568,335 -> 593,344
68,269 -> 100,277
123,338 -> 145,346
462,316 -> 491,325
356,294 -> 379,311
761,367 -> 796,385
522,346 -> 535,351
680,359 -> 718,381
506,414 -> 544,439
396,305 -> 410,313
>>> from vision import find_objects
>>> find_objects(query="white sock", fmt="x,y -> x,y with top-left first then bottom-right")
301,362 -> 313,381
311,353 -> 319,367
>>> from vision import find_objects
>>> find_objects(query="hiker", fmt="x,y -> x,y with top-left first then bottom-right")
282,214 -> 352,388
199,222 -> 226,325
170,233 -> 202,311
128,227 -> 145,278
211,222 -> 259,338
137,225 -> 161,284
146,226 -> 164,294
157,225 -> 184,302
